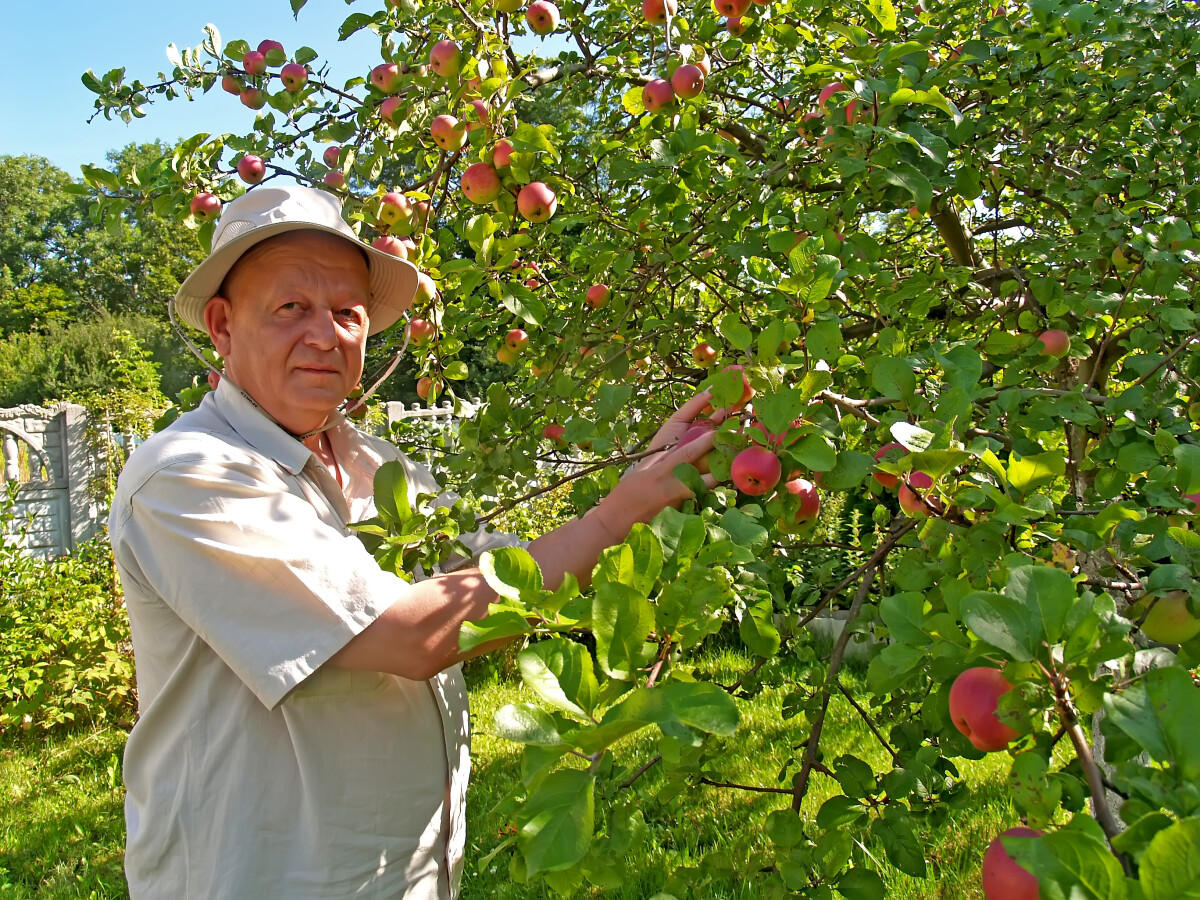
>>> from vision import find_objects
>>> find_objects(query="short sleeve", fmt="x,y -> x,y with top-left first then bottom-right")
116,452 -> 408,709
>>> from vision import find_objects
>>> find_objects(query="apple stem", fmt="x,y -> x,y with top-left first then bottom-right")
1050,671 -> 1132,874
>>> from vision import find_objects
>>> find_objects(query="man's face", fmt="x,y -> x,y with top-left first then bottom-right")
203,231 -> 371,435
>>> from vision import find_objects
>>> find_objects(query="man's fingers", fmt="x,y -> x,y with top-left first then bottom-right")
667,389 -> 714,426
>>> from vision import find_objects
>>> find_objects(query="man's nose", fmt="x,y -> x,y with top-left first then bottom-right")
304,308 -> 340,348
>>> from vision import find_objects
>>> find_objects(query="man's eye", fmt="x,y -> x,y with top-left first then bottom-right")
280,301 -> 300,311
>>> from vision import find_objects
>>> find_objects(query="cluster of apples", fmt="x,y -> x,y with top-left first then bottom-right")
497,328 -> 530,364
872,442 -> 944,518
220,39 -> 309,112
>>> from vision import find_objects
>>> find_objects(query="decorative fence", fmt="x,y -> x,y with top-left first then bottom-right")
0,404 -> 102,558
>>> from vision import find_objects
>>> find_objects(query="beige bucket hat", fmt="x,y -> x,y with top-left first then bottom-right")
173,183 -> 418,336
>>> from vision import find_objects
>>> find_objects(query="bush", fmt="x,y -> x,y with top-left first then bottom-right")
0,487 -> 135,734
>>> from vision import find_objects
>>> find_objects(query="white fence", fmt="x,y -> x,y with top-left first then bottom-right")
0,404 -> 102,558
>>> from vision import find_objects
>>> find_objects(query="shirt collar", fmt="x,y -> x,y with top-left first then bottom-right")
209,377 -> 327,476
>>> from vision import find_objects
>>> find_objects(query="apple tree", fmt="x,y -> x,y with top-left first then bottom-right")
85,0 -> 1200,894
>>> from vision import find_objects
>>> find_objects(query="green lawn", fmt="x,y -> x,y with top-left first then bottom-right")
1,649 -> 1022,899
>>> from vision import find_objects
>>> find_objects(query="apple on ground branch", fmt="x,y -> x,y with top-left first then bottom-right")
505,329 -> 529,353
237,155 -> 265,185
1036,328 -> 1071,358
461,163 -> 502,205
672,65 -> 706,99
242,51 -> 267,76
981,827 -> 1042,900
949,667 -> 1019,752
190,192 -> 222,221
280,63 -> 308,92
643,79 -> 675,113
642,0 -> 677,24
431,115 -> 467,151
493,140 -> 514,169
429,40 -> 462,77
898,470 -> 941,516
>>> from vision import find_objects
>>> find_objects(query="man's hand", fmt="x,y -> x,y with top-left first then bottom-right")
591,391 -> 723,543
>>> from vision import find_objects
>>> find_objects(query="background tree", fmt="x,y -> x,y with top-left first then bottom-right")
84,0 -> 1200,896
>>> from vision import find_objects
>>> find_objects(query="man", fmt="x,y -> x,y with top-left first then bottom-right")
108,184 -> 718,898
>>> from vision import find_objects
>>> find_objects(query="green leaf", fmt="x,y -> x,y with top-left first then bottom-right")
624,523 -> 664,596
372,459 -> 410,524
820,450 -> 873,490
501,288 -> 547,326
718,312 -> 753,351
1009,824 -> 1128,900
793,434 -> 838,472
1006,451 -> 1066,498
755,389 -> 807,435
1103,666 -> 1200,782
871,808 -> 927,877
460,610 -> 533,653
481,547 -> 544,600
739,599 -> 781,657
1003,565 -> 1077,645
519,638 -> 601,718
961,591 -> 1036,660
837,867 -> 886,900
517,768 -> 595,875
880,164 -> 933,213
1174,444 -> 1200,494
719,508 -> 770,552
651,507 -> 706,562
1140,818 -> 1200,900
493,702 -> 564,745
657,566 -> 730,648
888,87 -> 962,124
806,321 -> 843,361
600,681 -> 739,745
879,592 -> 928,645
863,0 -> 897,31
592,582 -> 656,680
871,357 -> 917,401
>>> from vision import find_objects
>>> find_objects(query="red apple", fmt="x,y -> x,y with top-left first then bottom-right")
416,376 -> 439,401
949,667 -> 1019,752
818,80 -> 859,123
378,191 -> 412,225
323,171 -> 346,190
721,364 -> 754,411
873,442 -> 907,489
692,342 -> 718,367
429,40 -> 463,78
506,328 -> 530,352
240,87 -> 266,110
221,73 -> 244,95
726,14 -> 750,34
586,284 -> 611,308
323,146 -> 342,168
242,50 -> 267,76
642,78 -> 675,114
257,39 -> 285,57
236,155 -> 265,185
672,65 -> 705,99
642,0 -> 677,23
898,471 -> 941,517
280,63 -> 308,92
679,417 -> 717,447
408,318 -> 436,344
713,0 -> 751,16
370,63 -> 404,93
982,827 -> 1042,900
493,139 -> 514,169
526,0 -> 561,34
189,192 -> 221,221
1036,329 -> 1071,359
517,182 -> 558,223
371,234 -> 410,259
1129,591 -> 1200,644
780,477 -> 820,527
415,272 -> 437,305
462,163 -> 503,204
381,96 -> 405,126
466,98 -> 490,131
431,114 -> 467,151
731,445 -> 782,496
543,423 -> 567,444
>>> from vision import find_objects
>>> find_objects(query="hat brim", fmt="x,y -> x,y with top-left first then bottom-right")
173,221 -> 419,337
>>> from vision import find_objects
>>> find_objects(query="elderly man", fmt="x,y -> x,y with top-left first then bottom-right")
108,184 -> 717,899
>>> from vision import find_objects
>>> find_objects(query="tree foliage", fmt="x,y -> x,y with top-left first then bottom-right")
85,0 -> 1200,895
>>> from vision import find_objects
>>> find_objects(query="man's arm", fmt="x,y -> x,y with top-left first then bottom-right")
328,392 -> 720,681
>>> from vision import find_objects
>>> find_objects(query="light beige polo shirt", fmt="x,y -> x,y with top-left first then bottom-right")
109,379 -> 515,899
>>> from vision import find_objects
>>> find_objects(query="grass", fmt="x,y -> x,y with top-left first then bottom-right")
1,646 -> 1027,899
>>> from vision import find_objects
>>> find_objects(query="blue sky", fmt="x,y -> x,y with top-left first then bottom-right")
0,1 -> 395,175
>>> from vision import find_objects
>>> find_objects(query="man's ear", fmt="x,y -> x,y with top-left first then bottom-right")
204,295 -> 234,357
